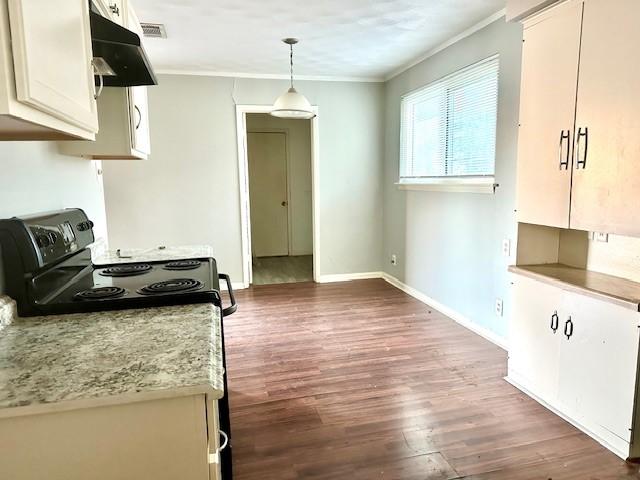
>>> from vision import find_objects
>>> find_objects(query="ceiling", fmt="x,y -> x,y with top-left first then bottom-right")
132,0 -> 505,81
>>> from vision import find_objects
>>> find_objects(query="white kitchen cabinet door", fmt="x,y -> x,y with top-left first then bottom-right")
508,275 -> 563,404
569,0 -> 640,237
557,291 -> 640,447
6,0 -> 98,133
129,86 -> 151,156
515,0 -> 582,228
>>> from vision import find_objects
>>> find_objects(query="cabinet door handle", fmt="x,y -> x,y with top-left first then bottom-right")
564,317 -> 574,340
550,311 -> 559,333
134,105 -> 142,130
219,430 -> 229,451
559,130 -> 570,170
575,127 -> 588,169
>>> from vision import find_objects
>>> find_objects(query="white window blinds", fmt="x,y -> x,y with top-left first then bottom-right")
399,55 -> 499,182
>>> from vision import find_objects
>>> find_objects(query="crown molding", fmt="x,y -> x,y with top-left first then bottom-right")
384,8 -> 507,81
154,69 -> 384,83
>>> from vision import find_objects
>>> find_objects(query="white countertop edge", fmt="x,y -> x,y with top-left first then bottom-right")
0,383 -> 223,419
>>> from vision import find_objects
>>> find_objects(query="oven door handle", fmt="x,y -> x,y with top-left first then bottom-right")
218,273 -> 237,316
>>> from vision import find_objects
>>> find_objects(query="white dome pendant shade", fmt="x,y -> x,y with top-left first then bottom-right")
271,38 -> 315,119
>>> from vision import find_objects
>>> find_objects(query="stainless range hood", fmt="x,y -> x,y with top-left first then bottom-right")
90,8 -> 157,87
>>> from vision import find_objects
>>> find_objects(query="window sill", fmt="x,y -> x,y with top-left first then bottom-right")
396,177 -> 496,194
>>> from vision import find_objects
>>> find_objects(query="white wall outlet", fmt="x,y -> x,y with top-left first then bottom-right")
495,298 -> 504,317
390,254 -> 397,266
502,238 -> 511,257
594,232 -> 609,243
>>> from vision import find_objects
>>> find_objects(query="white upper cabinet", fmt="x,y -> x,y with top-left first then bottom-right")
569,0 -> 640,236
59,0 -> 152,160
0,0 -> 97,140
515,1 -> 582,228
515,0 -> 640,237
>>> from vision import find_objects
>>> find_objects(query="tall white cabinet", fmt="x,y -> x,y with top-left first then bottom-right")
509,0 -> 640,461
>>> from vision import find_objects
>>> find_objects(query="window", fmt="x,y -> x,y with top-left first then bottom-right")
399,55 -> 499,187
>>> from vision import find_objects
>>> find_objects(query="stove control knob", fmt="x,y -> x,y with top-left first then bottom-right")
37,234 -> 51,248
77,221 -> 94,232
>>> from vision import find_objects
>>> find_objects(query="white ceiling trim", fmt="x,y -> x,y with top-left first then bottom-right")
154,69 -> 385,83
384,8 -> 506,81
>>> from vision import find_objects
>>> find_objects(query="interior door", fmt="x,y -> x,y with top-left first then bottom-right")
248,132 -> 289,257
570,0 -> 640,236
557,291 -> 639,445
508,275 -> 563,404
7,0 -> 98,133
515,0 -> 583,228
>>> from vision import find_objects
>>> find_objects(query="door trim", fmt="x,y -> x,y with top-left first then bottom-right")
235,105 -> 320,287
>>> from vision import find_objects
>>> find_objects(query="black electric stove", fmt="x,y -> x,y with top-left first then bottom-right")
0,208 -> 235,478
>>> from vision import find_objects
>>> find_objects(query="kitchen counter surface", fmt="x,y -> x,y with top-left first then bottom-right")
0,303 -> 224,417
92,244 -> 215,265
509,263 -> 640,311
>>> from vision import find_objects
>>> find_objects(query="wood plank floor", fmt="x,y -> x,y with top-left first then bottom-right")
226,279 -> 639,479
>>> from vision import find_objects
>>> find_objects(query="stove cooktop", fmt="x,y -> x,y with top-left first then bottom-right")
29,250 -> 223,315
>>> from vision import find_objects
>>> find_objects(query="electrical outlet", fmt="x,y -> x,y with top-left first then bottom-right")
594,232 -> 609,243
390,254 -> 397,266
502,238 -> 511,257
495,298 -> 504,317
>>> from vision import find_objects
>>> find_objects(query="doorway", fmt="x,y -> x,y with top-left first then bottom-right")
236,106 -> 319,287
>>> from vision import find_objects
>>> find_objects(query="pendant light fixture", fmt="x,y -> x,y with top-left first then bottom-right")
271,38 -> 315,119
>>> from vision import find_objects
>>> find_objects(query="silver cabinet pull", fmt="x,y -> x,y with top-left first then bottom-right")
219,430 -> 229,451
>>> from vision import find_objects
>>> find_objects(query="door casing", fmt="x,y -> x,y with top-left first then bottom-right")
235,105 -> 320,287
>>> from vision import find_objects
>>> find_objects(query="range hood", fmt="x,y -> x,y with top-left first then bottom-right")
89,9 -> 157,87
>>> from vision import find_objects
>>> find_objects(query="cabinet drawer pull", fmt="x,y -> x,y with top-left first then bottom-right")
559,130 -> 570,170
550,311 -> 559,333
576,127 -> 588,169
564,317 -> 574,340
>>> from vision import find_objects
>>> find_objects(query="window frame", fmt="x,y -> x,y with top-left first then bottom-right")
398,55 -> 500,194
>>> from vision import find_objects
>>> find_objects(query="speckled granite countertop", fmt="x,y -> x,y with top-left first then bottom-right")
0,303 -> 224,417
92,245 -> 215,265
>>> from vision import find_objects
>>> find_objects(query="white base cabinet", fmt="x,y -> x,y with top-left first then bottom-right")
508,274 -> 640,459
0,394 -> 225,480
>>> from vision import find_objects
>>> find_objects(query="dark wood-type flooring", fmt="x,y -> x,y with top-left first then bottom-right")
226,279 -> 639,479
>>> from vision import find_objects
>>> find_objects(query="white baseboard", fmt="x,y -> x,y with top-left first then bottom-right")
316,271 -> 384,283
505,373 -> 628,460
221,282 -> 247,291
381,272 -> 508,350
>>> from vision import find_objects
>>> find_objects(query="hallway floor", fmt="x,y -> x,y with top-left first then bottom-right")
252,255 -> 313,285
225,280 -> 638,479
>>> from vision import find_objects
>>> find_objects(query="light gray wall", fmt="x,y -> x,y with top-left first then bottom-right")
0,144 -> 108,292
246,114 -> 312,256
103,75 -> 385,283
382,18 -> 523,340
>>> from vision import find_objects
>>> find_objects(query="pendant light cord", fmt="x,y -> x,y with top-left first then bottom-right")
289,43 -> 294,89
